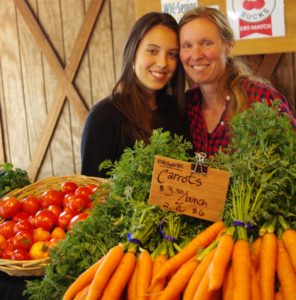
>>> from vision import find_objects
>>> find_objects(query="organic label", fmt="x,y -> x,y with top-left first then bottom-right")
149,155 -> 230,222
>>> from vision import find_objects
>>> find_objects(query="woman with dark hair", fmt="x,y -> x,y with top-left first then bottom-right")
178,6 -> 296,156
81,12 -> 187,177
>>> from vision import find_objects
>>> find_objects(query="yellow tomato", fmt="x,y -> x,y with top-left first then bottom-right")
51,227 -> 66,240
0,234 -> 7,249
33,227 -> 51,242
29,241 -> 50,259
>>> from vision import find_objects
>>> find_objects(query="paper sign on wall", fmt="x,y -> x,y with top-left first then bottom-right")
227,0 -> 285,40
161,0 -> 198,22
149,155 -> 230,222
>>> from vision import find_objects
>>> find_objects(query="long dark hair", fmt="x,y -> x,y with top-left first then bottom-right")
112,12 -> 185,142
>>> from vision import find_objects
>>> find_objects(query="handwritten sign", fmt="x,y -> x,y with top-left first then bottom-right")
148,155 -> 230,222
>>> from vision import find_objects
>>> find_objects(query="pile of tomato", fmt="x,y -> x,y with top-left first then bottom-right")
0,181 -> 97,260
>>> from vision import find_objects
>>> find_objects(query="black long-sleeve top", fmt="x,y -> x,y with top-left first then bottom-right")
81,95 -> 187,178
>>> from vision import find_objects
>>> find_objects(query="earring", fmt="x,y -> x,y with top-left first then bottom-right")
132,63 -> 135,72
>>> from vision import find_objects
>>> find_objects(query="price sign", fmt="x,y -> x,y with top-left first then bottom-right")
148,155 -> 230,222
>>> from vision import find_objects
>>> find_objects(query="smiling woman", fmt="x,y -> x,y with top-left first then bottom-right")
81,12 -> 188,178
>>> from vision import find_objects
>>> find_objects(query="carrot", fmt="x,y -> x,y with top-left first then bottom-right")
85,244 -> 124,300
127,259 -> 138,300
183,248 -> 216,300
157,257 -> 198,300
275,291 -> 283,300
62,256 -> 104,300
222,264 -> 233,300
277,239 -> 296,300
101,251 -> 136,300
150,221 -> 225,289
251,266 -> 260,300
192,269 -> 215,300
258,232 -> 277,300
136,250 -> 153,300
232,239 -> 251,300
149,254 -> 168,300
282,229 -> 296,272
73,284 -> 90,300
208,232 -> 234,290
250,236 -> 262,271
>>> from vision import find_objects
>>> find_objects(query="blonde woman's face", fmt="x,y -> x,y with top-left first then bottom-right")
134,25 -> 179,95
179,18 -> 232,86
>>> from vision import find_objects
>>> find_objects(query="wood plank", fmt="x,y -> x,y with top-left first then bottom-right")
17,0 -> 53,178
13,0 -> 89,121
27,0 -> 105,180
256,54 -> 282,80
134,0 -> 296,55
110,0 -> 135,79
88,0 -> 115,106
0,0 -> 31,170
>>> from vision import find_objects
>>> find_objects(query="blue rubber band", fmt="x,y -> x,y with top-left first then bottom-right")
159,221 -> 175,242
127,232 -> 143,248
233,220 -> 254,229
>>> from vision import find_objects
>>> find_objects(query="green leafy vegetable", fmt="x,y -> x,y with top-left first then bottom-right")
0,162 -> 30,198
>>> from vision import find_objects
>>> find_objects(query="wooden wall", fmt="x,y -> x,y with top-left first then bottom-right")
0,0 -> 134,181
0,0 -> 295,182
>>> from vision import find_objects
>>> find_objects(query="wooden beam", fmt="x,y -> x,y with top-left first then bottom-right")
13,0 -> 105,180
256,54 -> 282,80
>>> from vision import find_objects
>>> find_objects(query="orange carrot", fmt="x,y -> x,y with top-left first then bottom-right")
149,254 -> 168,300
101,251 -> 137,300
183,249 -> 216,300
136,250 -> 153,300
157,257 -> 198,300
258,232 -> 277,300
275,291 -> 283,300
232,239 -> 251,300
73,284 -> 90,300
62,256 -> 104,300
222,264 -> 233,300
251,266 -> 260,300
282,229 -> 296,272
250,237 -> 262,271
127,259 -> 138,300
192,269 -> 215,300
208,233 -> 234,290
85,245 -> 124,300
150,221 -> 225,289
277,239 -> 296,300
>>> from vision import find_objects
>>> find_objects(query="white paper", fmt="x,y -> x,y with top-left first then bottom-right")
226,0 -> 285,40
161,0 -> 198,22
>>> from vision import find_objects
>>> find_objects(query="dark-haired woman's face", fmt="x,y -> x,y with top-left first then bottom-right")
134,25 -> 179,96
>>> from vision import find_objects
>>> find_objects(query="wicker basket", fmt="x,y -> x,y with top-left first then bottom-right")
0,174 -> 107,277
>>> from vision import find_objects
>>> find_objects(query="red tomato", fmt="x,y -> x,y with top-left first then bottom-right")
34,209 -> 57,231
86,184 -> 98,193
12,211 -> 30,222
47,205 -> 62,218
0,220 -> 16,238
20,196 -> 40,215
39,189 -> 64,209
68,212 -> 88,231
58,211 -> 75,231
60,181 -> 78,193
13,220 -> 34,233
12,248 -> 30,260
0,196 -> 21,219
48,237 -> 60,248
75,186 -> 92,199
62,193 -> 74,210
1,244 -> 14,259
68,194 -> 87,214
13,230 -> 33,250
0,234 -> 7,249
33,227 -> 51,242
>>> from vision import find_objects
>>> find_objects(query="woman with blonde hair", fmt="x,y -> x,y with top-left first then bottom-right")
178,6 -> 296,156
